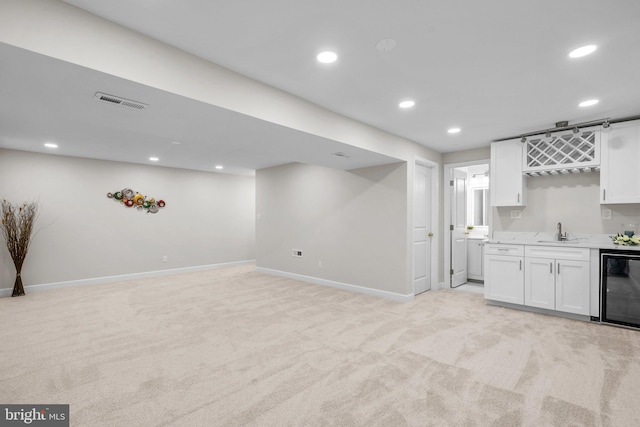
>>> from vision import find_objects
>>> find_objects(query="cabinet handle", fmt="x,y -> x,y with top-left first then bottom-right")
517,193 -> 520,203
557,263 -> 560,274
519,260 -> 522,270
603,189 -> 606,201
550,262 -> 553,274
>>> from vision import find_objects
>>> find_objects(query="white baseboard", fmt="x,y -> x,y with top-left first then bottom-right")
255,267 -> 414,303
485,299 -> 591,322
0,260 -> 255,297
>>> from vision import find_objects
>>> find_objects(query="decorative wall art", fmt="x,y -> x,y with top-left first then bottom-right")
107,188 -> 166,213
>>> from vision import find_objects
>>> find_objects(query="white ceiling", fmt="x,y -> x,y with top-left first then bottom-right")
0,43 -> 398,175
3,0 -> 640,173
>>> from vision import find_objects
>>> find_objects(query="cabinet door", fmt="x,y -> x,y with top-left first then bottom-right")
600,120 -> 640,204
467,240 -> 483,280
524,257 -> 555,310
484,254 -> 524,304
490,140 -> 526,207
555,260 -> 590,315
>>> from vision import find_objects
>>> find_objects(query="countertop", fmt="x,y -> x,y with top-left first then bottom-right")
487,232 -> 640,251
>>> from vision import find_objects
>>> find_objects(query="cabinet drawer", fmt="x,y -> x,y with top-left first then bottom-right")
524,245 -> 590,261
485,244 -> 524,256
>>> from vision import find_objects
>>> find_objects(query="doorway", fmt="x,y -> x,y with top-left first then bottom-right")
444,160 -> 490,289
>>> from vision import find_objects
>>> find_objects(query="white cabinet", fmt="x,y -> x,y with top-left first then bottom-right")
600,120 -> 640,204
523,246 -> 590,315
484,244 -> 524,304
555,259 -> 590,315
486,243 -> 591,316
524,257 -> 556,310
490,140 -> 527,206
467,239 -> 485,281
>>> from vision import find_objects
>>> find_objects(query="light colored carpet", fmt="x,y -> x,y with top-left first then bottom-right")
1,264 -> 639,426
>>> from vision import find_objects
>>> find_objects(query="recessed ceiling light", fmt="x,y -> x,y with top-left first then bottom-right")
149,157 -> 159,162
171,141 -> 182,145
317,51 -> 338,64
578,99 -> 599,107
215,165 -> 224,170
398,100 -> 415,109
448,128 -> 461,134
569,45 -> 597,58
44,143 -> 58,148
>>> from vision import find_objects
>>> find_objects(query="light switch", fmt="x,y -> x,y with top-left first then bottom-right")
601,209 -> 612,220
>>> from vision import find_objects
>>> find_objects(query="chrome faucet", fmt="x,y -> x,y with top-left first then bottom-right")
557,222 -> 566,241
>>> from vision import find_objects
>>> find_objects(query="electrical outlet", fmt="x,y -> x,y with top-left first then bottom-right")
601,209 -> 612,220
510,210 -> 521,219
162,255 -> 168,263
292,249 -> 303,257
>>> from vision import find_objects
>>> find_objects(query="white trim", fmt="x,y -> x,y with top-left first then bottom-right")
0,260 -> 255,297
485,299 -> 591,322
412,156 -> 440,295
443,159 -> 490,288
256,267 -> 414,303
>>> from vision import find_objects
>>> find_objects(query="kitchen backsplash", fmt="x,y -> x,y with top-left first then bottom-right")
492,173 -> 640,235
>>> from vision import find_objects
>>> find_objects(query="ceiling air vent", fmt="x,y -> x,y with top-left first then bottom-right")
332,152 -> 351,159
94,92 -> 148,110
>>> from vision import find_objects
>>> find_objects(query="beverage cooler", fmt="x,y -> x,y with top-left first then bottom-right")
600,250 -> 640,329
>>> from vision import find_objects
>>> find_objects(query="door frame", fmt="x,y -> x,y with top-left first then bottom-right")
412,156 -> 440,294
443,159 -> 491,288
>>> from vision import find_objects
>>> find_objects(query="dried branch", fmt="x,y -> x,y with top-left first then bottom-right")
1,199 -> 39,296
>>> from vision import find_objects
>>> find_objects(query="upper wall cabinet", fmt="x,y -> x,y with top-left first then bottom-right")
522,127 -> 600,175
600,120 -> 640,204
490,140 -> 527,207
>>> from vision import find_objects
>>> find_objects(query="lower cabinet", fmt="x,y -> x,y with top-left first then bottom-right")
555,259 -> 590,315
524,258 -> 590,315
484,244 -> 524,304
524,257 -> 555,310
467,239 -> 485,281
524,246 -> 590,315
485,244 -> 590,316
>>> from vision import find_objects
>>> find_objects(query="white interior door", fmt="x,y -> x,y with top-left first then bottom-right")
413,163 -> 432,295
451,169 -> 468,287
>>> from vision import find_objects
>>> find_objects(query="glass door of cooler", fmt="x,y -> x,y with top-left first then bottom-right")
601,252 -> 640,329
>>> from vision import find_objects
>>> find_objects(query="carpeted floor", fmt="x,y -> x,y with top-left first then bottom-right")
1,264 -> 639,426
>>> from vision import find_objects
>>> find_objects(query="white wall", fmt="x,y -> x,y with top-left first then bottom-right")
0,149 -> 255,289
442,147 -> 491,165
256,162 -> 409,297
492,172 -> 640,235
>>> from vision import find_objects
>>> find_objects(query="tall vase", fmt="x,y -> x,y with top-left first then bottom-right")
12,274 -> 25,297
12,263 -> 25,297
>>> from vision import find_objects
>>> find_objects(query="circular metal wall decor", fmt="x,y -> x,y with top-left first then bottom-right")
107,188 -> 166,214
